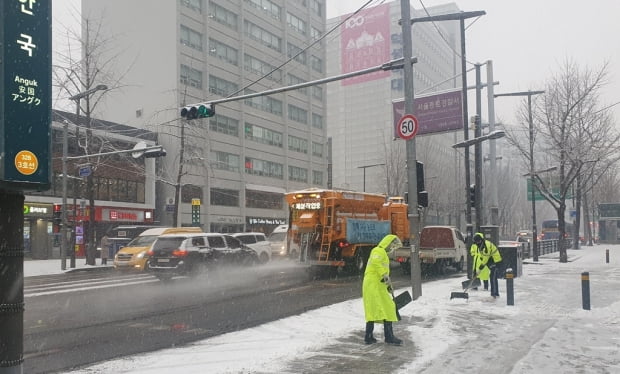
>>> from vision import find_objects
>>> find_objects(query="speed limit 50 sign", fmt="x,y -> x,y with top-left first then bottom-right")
397,114 -> 419,140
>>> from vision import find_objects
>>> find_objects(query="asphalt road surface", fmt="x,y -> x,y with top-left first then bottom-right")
22,261 -> 451,373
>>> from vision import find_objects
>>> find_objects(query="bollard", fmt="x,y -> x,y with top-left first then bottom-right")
606,249 -> 609,264
505,268 -> 514,306
581,271 -> 590,310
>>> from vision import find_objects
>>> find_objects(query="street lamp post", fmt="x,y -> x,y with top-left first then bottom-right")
494,90 -> 544,261
357,163 -> 385,192
61,85 -> 108,269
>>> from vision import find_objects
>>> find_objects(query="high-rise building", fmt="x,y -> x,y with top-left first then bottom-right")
326,1 -> 464,225
82,0 -> 327,232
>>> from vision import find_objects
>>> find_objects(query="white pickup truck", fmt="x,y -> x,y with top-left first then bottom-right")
394,225 -> 467,275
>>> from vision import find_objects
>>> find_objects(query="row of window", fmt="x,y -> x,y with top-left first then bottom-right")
181,19 -> 324,73
32,174 -> 146,204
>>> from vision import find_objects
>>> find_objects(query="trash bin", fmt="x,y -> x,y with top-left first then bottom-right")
497,243 -> 523,278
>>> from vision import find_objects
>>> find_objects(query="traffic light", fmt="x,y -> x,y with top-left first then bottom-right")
416,161 -> 428,208
469,184 -> 476,207
143,146 -> 167,158
180,103 -> 215,119
53,204 -> 62,226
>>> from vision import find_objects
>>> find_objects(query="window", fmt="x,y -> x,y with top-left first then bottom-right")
210,151 -> 240,172
288,165 -> 308,182
310,55 -> 322,73
180,64 -> 203,88
181,0 -> 202,12
181,184 -> 203,203
288,135 -> 308,154
391,78 -> 403,91
246,190 -> 283,209
180,25 -> 203,51
286,12 -> 307,35
209,75 -> 239,96
245,0 -> 281,20
311,26 -> 322,42
209,115 -> 239,137
244,20 -> 282,52
287,42 -> 307,65
312,141 -> 323,157
209,2 -> 238,30
244,89 -> 283,116
312,86 -> 323,101
287,74 -> 307,95
288,104 -> 307,124
209,39 -> 238,66
310,0 -> 322,17
245,123 -> 283,147
211,188 -> 239,207
312,170 -> 323,185
245,157 -> 283,179
312,113 -> 323,129
244,54 -> 282,83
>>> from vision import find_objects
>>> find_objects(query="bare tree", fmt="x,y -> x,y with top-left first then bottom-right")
54,14 -> 133,265
509,59 -> 620,262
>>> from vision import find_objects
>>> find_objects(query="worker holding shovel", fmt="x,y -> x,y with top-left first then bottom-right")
471,233 -> 502,299
362,234 -> 403,345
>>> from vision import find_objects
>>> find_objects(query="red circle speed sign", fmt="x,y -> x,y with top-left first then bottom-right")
397,114 -> 419,140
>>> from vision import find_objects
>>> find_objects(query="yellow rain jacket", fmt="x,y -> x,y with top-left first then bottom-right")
362,235 -> 399,323
470,232 -> 501,281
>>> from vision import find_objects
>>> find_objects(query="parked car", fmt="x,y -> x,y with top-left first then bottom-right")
231,232 -> 271,263
147,233 -> 258,281
113,227 -> 202,271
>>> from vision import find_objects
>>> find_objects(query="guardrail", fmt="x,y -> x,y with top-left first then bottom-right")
521,239 -> 573,258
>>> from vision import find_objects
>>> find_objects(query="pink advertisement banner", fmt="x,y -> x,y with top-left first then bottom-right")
340,3 -> 391,86
393,90 -> 463,136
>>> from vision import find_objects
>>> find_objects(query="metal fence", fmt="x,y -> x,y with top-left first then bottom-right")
522,239 -> 573,258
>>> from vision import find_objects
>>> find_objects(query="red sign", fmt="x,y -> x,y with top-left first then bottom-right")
397,114 -> 419,140
340,3 -> 390,86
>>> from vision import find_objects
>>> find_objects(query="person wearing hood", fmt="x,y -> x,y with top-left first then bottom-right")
362,234 -> 403,345
470,232 -> 502,298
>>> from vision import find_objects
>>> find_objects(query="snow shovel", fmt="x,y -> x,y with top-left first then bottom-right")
389,282 -> 412,320
450,273 -> 481,300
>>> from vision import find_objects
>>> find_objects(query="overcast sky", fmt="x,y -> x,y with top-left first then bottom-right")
52,0 -> 620,123
327,0 -> 620,124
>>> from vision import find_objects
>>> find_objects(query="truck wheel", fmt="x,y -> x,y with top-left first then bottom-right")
454,256 -> 464,272
434,260 -> 448,275
354,249 -> 368,274
400,261 -> 411,275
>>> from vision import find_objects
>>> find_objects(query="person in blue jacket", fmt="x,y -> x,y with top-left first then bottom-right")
362,234 -> 403,345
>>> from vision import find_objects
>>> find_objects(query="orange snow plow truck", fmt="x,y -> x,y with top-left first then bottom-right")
284,188 -> 410,275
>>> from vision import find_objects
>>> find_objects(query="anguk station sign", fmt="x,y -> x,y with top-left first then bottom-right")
0,1 -> 52,190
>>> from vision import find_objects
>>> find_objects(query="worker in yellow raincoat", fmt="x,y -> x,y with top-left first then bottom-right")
362,234 -> 403,345
470,232 -> 502,298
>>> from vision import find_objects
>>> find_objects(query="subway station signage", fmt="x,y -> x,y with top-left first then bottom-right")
0,0 -> 52,190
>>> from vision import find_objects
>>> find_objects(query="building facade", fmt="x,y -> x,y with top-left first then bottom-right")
24,110 -> 158,259
82,0 -> 328,233
326,1 -> 465,226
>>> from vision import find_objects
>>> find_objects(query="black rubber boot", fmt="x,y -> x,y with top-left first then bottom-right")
384,321 -> 402,345
364,322 -> 377,344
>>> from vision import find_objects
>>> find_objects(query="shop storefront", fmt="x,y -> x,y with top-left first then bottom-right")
24,202 -> 54,259
246,216 -> 287,234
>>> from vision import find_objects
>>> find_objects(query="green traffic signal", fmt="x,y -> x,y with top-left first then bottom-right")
180,103 -> 215,119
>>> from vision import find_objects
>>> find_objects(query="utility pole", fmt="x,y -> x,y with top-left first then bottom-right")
400,0 -> 422,300
494,90 -> 544,261
357,163 -> 385,192
474,63 -> 483,232
486,61 -> 499,226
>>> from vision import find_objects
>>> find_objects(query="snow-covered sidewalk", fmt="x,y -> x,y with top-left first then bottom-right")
28,246 -> 620,374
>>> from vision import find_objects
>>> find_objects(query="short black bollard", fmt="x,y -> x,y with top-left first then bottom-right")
581,271 -> 590,310
505,268 -> 514,306
606,249 -> 610,263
